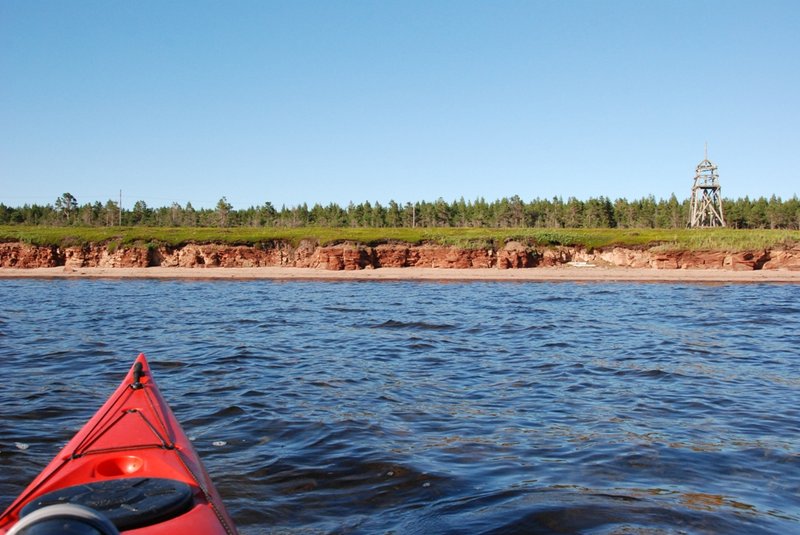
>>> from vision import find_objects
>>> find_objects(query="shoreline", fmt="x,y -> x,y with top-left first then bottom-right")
2,266 -> 800,283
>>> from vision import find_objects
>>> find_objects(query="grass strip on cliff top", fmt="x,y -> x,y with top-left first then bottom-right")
0,225 -> 798,251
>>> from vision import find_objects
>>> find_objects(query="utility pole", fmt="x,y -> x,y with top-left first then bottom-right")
119,190 -> 123,226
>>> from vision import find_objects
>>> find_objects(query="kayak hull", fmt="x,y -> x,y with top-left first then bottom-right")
0,354 -> 237,534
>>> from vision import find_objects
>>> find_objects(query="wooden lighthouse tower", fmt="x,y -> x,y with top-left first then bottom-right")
689,144 -> 726,228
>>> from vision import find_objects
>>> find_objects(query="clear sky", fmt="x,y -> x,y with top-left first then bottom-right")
1,1 -> 798,210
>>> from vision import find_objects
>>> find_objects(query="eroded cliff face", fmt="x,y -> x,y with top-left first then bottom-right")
0,243 -> 60,268
2,240 -> 800,271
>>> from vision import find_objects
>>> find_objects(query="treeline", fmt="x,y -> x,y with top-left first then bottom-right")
1,194 -> 799,229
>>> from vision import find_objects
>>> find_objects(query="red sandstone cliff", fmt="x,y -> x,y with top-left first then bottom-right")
1,241 -> 799,271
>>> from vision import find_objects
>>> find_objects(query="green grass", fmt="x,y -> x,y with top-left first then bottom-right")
1,225 -> 798,251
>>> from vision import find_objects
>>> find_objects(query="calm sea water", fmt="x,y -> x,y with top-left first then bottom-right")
0,279 -> 798,534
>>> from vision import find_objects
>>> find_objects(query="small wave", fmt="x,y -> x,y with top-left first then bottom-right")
309,380 -> 339,389
613,368 -> 687,381
371,320 -> 456,331
256,457 -> 449,508
323,306 -> 369,313
185,405 -> 248,428
480,501 -> 765,535
541,341 -> 572,348
154,360 -> 187,369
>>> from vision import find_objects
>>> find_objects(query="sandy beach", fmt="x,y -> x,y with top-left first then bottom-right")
1,266 -> 799,283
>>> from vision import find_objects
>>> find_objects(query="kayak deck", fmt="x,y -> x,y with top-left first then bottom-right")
0,354 -> 237,535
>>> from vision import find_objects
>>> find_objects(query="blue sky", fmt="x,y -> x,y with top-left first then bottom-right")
1,1 -> 798,210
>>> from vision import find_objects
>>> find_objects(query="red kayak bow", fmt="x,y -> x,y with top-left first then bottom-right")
0,354 -> 238,534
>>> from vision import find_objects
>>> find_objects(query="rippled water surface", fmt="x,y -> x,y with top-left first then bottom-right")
1,279 -> 798,534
